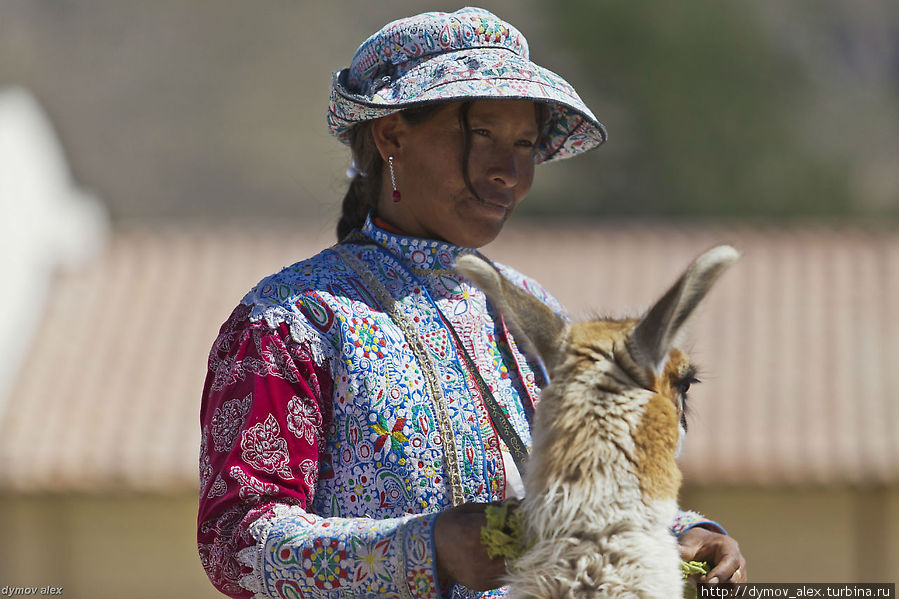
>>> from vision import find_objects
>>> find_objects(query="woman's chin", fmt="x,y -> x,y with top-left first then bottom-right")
448,219 -> 507,248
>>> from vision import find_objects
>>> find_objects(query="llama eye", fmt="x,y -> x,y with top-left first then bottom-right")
675,375 -> 698,433
675,376 -> 700,398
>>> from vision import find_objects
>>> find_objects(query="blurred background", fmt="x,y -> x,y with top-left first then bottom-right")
0,0 -> 896,596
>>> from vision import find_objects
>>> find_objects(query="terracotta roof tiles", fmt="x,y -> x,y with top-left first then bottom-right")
1,223 -> 895,492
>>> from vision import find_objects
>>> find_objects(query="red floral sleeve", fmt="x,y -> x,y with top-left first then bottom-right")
197,304 -> 333,597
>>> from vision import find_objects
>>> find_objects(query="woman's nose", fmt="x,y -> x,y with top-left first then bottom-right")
488,150 -> 519,188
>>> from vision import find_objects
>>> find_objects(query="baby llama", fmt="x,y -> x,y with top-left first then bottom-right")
455,245 -> 739,598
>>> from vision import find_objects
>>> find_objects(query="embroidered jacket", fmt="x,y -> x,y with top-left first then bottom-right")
197,217 -> 723,599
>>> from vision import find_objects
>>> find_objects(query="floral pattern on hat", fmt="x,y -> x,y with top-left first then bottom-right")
327,7 -> 607,163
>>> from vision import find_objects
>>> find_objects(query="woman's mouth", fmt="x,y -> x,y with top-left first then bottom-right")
475,195 -> 513,211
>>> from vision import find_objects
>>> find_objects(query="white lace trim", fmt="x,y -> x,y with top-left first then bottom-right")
237,504 -> 312,598
248,304 -> 338,371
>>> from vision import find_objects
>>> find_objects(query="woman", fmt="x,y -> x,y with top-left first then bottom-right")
198,7 -> 746,598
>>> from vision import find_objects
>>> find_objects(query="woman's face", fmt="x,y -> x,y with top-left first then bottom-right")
375,100 -> 539,248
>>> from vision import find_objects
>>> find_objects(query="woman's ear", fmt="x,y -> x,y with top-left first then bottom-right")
370,113 -> 405,161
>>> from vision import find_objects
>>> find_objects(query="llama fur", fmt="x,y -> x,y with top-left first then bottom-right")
455,246 -> 739,598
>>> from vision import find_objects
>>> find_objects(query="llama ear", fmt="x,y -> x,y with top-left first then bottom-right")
628,245 -> 740,375
455,254 -> 567,370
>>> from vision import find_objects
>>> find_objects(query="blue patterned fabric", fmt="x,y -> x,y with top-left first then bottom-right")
237,216 -> 551,597
230,216 -> 724,598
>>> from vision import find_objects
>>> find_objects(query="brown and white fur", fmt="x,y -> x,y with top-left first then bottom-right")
455,246 -> 739,598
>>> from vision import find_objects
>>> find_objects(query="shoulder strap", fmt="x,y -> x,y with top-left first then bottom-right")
436,311 -> 530,475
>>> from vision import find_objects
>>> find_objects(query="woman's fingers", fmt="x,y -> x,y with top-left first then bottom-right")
678,526 -> 748,584
705,551 -> 747,584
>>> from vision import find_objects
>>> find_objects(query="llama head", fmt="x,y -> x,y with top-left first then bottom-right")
455,246 -> 739,501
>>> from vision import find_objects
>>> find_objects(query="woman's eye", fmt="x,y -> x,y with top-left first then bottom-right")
516,139 -> 536,148
471,128 -> 490,137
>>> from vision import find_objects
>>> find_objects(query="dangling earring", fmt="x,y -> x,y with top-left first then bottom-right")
388,156 -> 401,203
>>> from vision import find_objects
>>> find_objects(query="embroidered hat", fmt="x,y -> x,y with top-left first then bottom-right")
327,7 -> 607,163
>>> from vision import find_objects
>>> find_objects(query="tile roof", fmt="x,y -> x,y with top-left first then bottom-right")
1,222 -> 896,492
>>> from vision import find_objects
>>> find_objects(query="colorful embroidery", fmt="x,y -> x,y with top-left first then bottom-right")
273,580 -> 304,599
200,425 -> 214,489
230,466 -> 279,503
347,316 -> 389,360
671,510 -> 727,538
301,538 -> 351,590
371,416 -> 409,455
298,459 -> 318,495
286,395 -> 322,445
237,217 -> 551,519
208,474 -> 228,499
213,393 -> 254,452
240,505 -> 440,599
241,415 -> 294,481
198,216 -> 723,598
353,536 -> 393,585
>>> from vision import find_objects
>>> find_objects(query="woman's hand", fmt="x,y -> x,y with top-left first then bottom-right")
433,502 -> 507,591
678,526 -> 747,583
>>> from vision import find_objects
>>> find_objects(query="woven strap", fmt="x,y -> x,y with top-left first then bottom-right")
436,311 -> 529,475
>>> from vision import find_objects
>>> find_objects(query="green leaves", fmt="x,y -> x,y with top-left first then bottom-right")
480,500 -> 531,561
681,560 -> 711,578
682,561 -> 710,599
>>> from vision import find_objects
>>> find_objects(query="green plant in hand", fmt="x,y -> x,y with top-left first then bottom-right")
681,560 -> 710,599
681,560 -> 710,578
480,500 -> 530,561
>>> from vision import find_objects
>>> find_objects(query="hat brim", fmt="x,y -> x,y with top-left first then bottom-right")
327,47 -> 607,163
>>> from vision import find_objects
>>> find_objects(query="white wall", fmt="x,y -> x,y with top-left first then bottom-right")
0,88 -> 108,413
